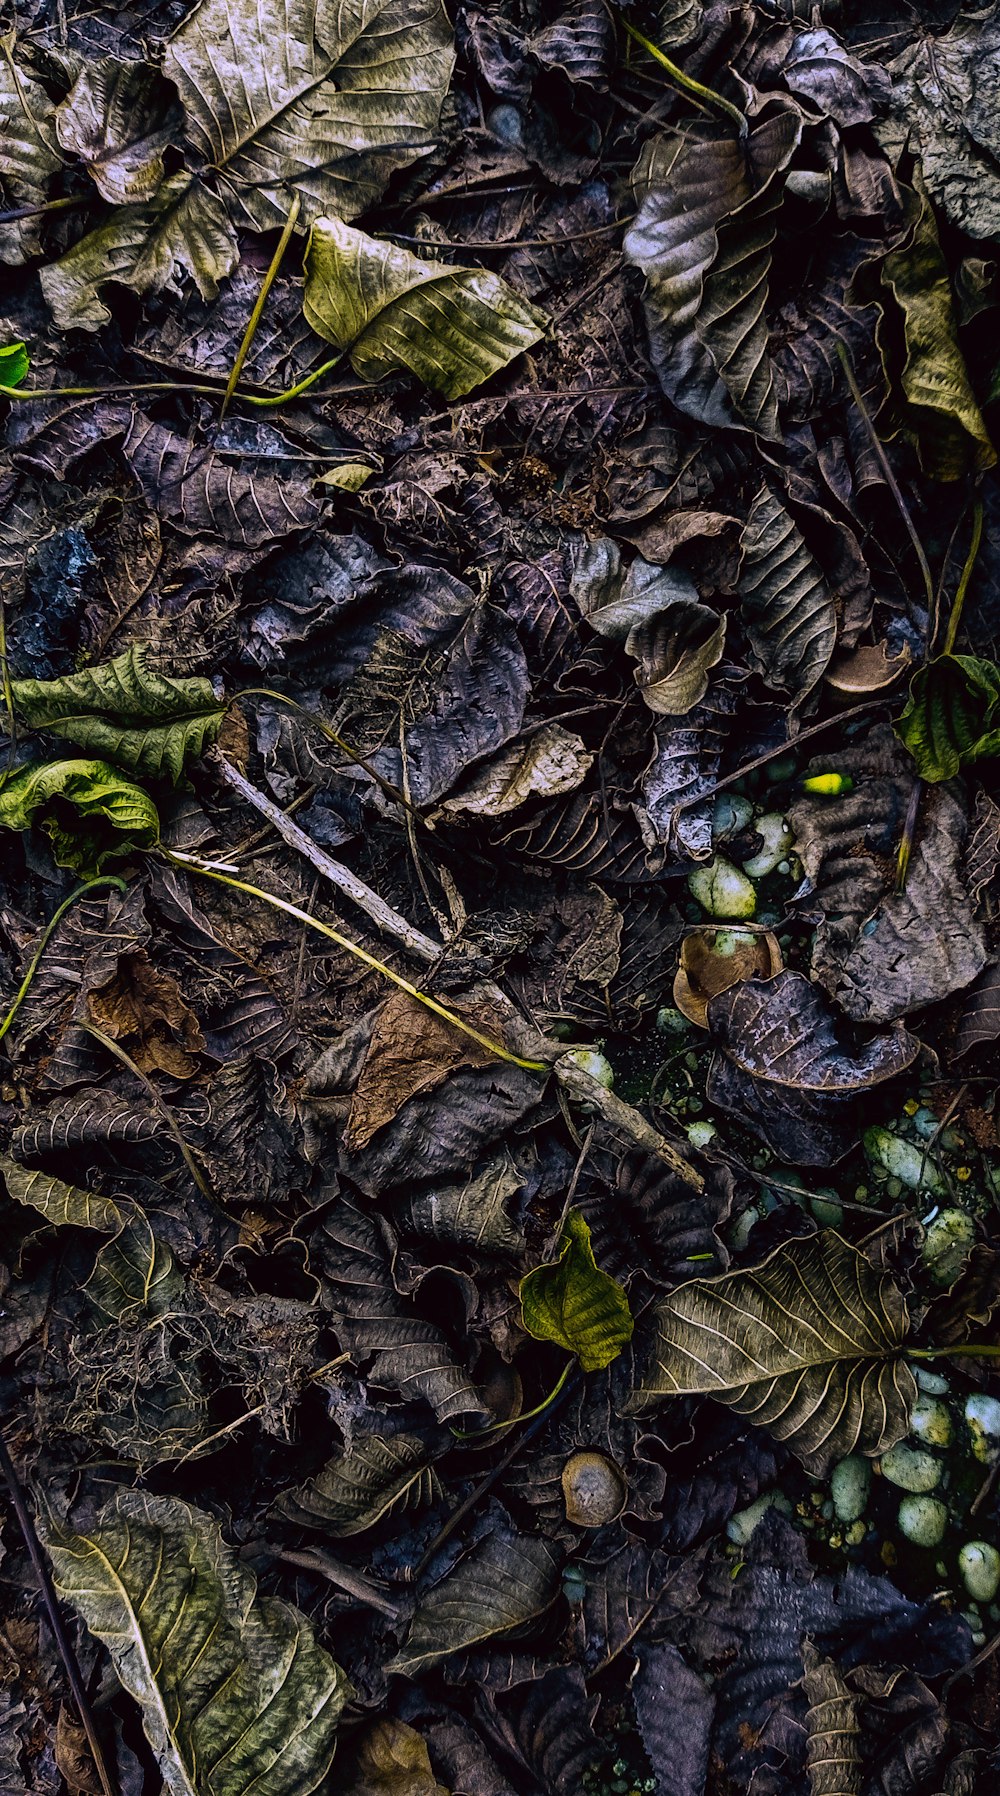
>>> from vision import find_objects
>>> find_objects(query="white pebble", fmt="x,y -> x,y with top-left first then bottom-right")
908,1395 -> 952,1448
965,1394 -> 1000,1464
741,813 -> 794,878
880,1443 -> 942,1492
726,1489 -> 792,1545
921,1209 -> 976,1285
688,858 -> 757,920
830,1455 -> 871,1523
897,1495 -> 948,1547
959,1542 -> 1000,1603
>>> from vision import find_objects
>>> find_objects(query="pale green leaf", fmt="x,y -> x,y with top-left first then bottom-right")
629,1231 -> 916,1473
881,169 -> 995,480
0,758 -> 160,873
86,1215 -> 185,1323
0,57 -> 61,264
519,1209 -> 633,1373
278,1433 -> 441,1536
303,216 -> 548,399
164,0 -> 455,233
386,1525 -> 561,1676
40,173 -> 238,332
896,653 -> 1000,781
41,1491 -> 348,1796
9,645 -> 227,782
0,1157 -> 126,1233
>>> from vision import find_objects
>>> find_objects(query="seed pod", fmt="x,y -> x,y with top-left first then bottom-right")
561,1450 -> 627,1528
801,772 -> 853,796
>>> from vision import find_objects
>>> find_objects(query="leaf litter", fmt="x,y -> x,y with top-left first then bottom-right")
0,2 -> 999,1794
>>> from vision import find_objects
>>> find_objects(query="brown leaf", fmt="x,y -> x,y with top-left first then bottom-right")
673,926 -> 783,1029
344,1719 -> 448,1796
55,1706 -> 103,1796
87,950 -> 205,1078
345,991 -> 497,1151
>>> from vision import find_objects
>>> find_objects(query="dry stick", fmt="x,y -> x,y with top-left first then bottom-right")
0,1432 -> 116,1796
77,1020 -> 213,1198
672,698 -> 879,820
210,755 -> 443,963
552,1054 -> 703,1189
277,1548 -> 402,1618
220,192 -> 301,421
835,343 -> 935,623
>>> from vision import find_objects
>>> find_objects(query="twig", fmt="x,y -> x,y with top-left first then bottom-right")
0,1432 -> 116,1796
619,17 -> 748,138
211,756 -> 443,963
77,1021 -> 213,1198
672,699 -> 879,818
276,1548 -> 402,1617
220,193 -> 302,420
553,1054 -> 703,1190
836,343 -> 935,622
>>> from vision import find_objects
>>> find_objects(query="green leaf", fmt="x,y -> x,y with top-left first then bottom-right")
896,653 -> 1000,781
0,341 -> 28,387
9,645 -> 227,781
164,0 -> 455,234
881,170 -> 996,481
519,1209 -> 633,1373
629,1230 -> 916,1473
0,1156 -> 126,1233
303,217 -> 548,399
41,1490 -> 348,1796
0,758 -> 160,873
278,1433 -> 442,1536
40,172 -> 239,333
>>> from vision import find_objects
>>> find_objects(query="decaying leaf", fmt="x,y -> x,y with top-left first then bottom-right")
896,653 -> 1000,780
520,1209 -> 633,1372
706,971 -> 920,1163
278,1433 -> 442,1536
0,56 -> 62,264
55,60 -> 182,205
303,217 -> 548,398
630,1231 -> 916,1473
673,926 -> 783,1030
738,484 -> 837,704
437,723 -> 593,816
344,1719 -> 447,1796
42,1491 -> 348,1796
0,1158 -> 126,1234
802,1643 -> 862,1796
387,1521 -> 562,1676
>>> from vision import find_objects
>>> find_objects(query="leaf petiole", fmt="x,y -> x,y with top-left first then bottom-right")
0,875 -> 126,1047
620,17 -> 748,139
450,1360 -> 573,1442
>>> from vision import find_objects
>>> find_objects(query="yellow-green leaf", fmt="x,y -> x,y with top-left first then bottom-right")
519,1209 -> 633,1372
41,1491 -> 349,1796
0,1157 -> 126,1233
0,757 -> 160,873
303,216 -> 548,399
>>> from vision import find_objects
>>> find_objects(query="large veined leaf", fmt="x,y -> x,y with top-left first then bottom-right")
706,971 -> 920,1165
386,1523 -> 562,1676
624,112 -> 799,435
629,1231 -> 916,1473
0,56 -> 62,264
896,653 -> 1000,780
278,1433 -> 441,1535
303,217 -> 548,399
738,484 -> 838,704
0,1157 -> 126,1234
519,1209 -> 633,1373
881,172 -> 995,481
164,0 -> 455,234
41,1491 -> 348,1796
39,173 -> 239,332
0,758 -> 160,873
9,645 -> 227,782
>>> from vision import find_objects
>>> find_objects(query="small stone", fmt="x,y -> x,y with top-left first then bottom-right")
880,1443 -> 942,1492
897,1495 -> 948,1547
921,1209 -> 976,1286
914,1368 -> 949,1395
741,813 -> 794,878
830,1455 -> 871,1523
656,1006 -> 689,1035
959,1542 -> 1000,1603
777,859 -> 791,875
913,1106 -> 939,1139
908,1395 -> 951,1447
965,1394 -> 1000,1464
712,792 -> 754,837
726,1489 -> 792,1545
845,1521 -> 866,1546
688,858 -> 757,920
810,1192 -> 843,1227
864,1126 -> 946,1194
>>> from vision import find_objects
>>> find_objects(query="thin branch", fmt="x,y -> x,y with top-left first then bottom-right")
0,1432 -> 116,1796
77,1021 -> 213,1198
943,497 -> 985,656
553,1054 -> 703,1190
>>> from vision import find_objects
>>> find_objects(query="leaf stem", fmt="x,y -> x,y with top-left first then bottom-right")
0,365 -> 343,409
909,1344 -> 1000,1359
0,1431 -> 116,1796
233,687 -> 423,822
451,1360 -> 573,1442
835,342 -> 935,626
943,498 -> 985,656
620,17 -> 748,139
160,852 -> 548,1072
0,876 -> 126,1047
220,192 -> 301,420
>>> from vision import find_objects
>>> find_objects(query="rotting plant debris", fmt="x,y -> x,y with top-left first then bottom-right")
1,4 -> 1000,1795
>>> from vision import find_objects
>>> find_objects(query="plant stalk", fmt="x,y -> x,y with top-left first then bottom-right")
620,17 -> 748,138
0,877 -> 126,1046
220,192 -> 301,420
943,497 -> 985,656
